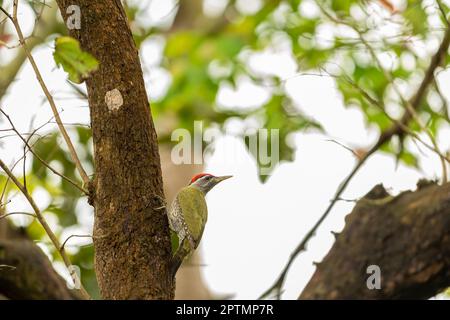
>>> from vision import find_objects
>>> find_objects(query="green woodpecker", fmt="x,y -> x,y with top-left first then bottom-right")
168,173 -> 232,261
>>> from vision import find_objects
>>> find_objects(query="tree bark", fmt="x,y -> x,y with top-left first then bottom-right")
0,220 -> 81,300
300,181 -> 450,299
55,0 -> 173,299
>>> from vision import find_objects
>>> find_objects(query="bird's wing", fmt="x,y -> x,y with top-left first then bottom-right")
177,187 -> 208,249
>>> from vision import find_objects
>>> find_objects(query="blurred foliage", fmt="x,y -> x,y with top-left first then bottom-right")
125,0 -> 450,177
1,0 -> 450,298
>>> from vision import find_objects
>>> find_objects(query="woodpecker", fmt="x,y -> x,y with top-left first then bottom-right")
168,173 -> 232,271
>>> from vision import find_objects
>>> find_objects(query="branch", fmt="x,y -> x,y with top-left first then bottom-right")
0,158 -> 90,299
300,182 -> 450,299
0,219 -> 82,299
0,6 -> 12,20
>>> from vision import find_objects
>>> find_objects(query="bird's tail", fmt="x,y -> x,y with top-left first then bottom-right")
170,237 -> 192,278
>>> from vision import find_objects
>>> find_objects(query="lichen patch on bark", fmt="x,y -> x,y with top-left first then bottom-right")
105,88 -> 123,111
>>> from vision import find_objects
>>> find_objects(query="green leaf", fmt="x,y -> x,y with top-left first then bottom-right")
245,95 -> 322,182
45,204 -> 77,227
404,2 -> 428,35
165,32 -> 202,58
399,150 -> 418,168
53,36 -> 99,84
331,0 -> 353,15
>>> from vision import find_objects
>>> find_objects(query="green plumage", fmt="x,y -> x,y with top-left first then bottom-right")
168,186 -> 208,256
177,186 -> 208,247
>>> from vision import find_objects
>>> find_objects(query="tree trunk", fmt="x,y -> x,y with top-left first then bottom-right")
300,181 -> 450,299
55,0 -> 173,299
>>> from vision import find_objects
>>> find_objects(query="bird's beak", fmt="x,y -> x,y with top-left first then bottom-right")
215,175 -> 233,184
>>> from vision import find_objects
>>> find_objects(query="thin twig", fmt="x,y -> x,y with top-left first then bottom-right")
353,26 -> 449,182
325,139 -> 360,158
0,118 -> 55,205
0,265 -> 16,270
0,200 -> 11,207
0,211 -> 36,220
259,149 -> 373,299
0,158 -> 90,299
0,6 -> 12,20
433,78 -> 450,122
436,0 -> 450,28
344,77 -> 450,163
60,234 -> 93,251
0,109 -> 88,194
5,0 -> 90,186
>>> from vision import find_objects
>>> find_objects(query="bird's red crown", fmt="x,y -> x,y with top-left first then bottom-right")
190,173 -> 213,184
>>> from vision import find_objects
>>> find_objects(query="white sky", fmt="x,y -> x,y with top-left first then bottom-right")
1,0 -> 450,300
